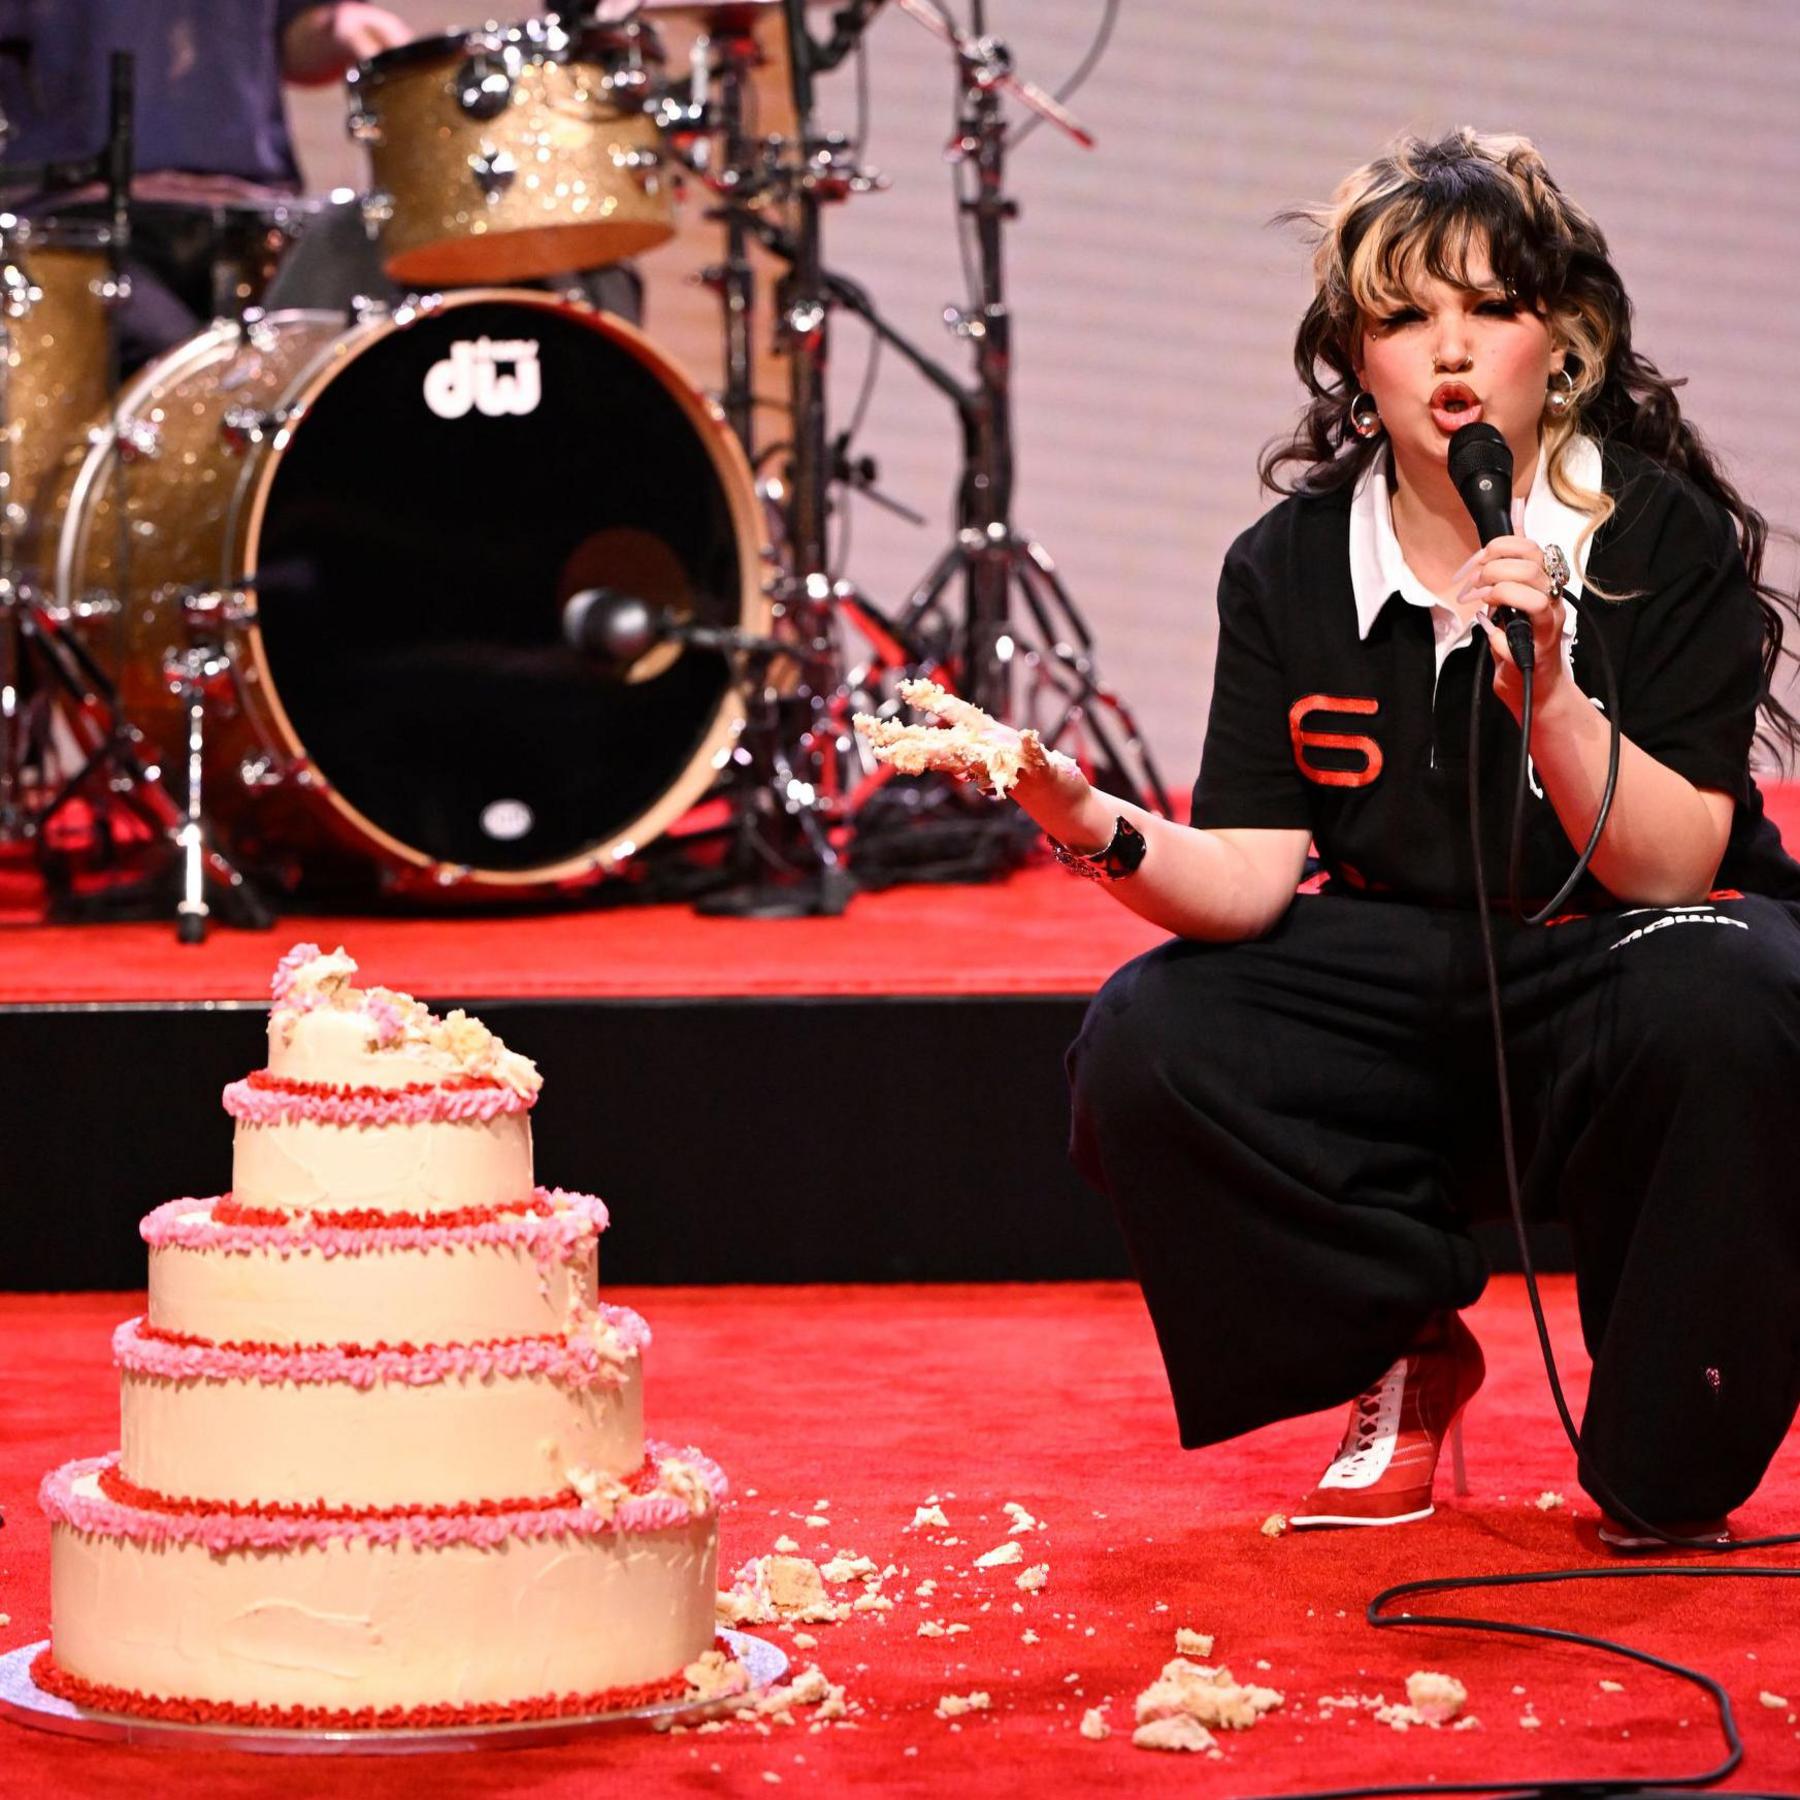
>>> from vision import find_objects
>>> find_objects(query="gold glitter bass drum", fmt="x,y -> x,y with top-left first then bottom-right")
45,291 -> 769,900
347,15 -> 678,288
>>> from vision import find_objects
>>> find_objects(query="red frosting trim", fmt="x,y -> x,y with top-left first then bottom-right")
137,1318 -> 568,1358
42,1448 -> 728,1549
114,1306 -> 650,1389
96,1456 -> 659,1522
210,1192 -> 549,1231
141,1190 -> 609,1264
223,1072 -> 533,1128
245,1069 -> 507,1099
29,1646 -> 716,1731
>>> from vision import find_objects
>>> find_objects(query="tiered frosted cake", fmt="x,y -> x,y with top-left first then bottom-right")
35,945 -> 726,1728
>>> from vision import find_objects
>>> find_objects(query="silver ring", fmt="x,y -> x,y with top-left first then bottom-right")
1542,543 -> 1570,601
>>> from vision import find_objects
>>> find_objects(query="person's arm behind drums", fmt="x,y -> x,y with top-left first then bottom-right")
282,3 -> 412,88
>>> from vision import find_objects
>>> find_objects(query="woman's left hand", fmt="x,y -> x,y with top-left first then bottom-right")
1461,504 -> 1567,716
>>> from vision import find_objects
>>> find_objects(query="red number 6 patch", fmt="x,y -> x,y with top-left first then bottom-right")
1288,694 -> 1383,788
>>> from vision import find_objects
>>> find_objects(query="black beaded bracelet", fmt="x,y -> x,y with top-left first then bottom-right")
1049,816 -> 1147,882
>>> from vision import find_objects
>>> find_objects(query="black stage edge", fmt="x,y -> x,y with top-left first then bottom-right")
2,996 -> 1567,1291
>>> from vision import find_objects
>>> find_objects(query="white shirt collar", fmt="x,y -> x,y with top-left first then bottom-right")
1347,434 -> 1600,653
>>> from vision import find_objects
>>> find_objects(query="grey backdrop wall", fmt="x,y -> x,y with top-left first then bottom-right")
290,1 -> 1800,787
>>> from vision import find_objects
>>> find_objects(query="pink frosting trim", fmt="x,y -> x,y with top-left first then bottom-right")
139,1190 -> 608,1264
270,941 -> 323,1004
113,1306 -> 650,1390
41,1448 -> 727,1553
223,1076 -> 532,1128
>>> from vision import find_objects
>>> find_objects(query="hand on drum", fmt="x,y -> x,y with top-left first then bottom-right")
854,680 -> 1086,810
283,4 -> 412,86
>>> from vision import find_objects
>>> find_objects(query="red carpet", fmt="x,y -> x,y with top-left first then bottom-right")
0,860 -> 1167,1003
4,1279 -> 1798,1796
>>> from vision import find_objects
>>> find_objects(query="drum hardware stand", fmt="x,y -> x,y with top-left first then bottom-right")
18,584 -> 271,936
873,0 -> 1171,814
0,59 -> 271,937
668,0 -> 888,917
680,17 -> 762,457
161,589 -> 270,943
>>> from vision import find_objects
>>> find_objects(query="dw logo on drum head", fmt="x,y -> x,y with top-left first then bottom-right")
422,337 -> 542,420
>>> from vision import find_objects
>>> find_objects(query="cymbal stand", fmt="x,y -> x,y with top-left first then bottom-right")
883,0 -> 1172,812
684,18 -> 761,458
675,2 -> 889,917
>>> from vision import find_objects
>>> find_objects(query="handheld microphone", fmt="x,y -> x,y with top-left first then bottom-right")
1446,421 -> 1536,671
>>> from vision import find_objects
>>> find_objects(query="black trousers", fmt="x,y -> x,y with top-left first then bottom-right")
1067,891 -> 1800,1520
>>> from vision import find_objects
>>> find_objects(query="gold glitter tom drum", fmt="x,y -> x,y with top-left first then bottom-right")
0,215 -> 112,574
347,16 -> 677,288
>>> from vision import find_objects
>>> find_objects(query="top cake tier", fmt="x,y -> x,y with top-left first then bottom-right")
228,944 -> 543,1214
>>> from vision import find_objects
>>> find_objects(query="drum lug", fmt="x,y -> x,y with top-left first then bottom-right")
237,753 -> 287,791
160,644 -> 236,706
88,270 -> 132,305
115,418 -> 163,464
41,588 -> 120,626
173,584 -> 259,631
219,406 -> 278,454
603,63 -> 652,102
344,61 -> 383,142
235,306 -> 282,355
456,46 -> 521,122
359,190 -> 396,236
469,142 -> 518,204
0,260 -> 40,318
432,862 -> 472,888
610,145 -> 664,191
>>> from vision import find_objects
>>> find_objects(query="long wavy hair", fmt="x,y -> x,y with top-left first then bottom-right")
1259,127 -> 1798,761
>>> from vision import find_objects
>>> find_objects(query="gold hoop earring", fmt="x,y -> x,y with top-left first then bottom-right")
1349,391 -> 1383,440
1545,367 -> 1576,417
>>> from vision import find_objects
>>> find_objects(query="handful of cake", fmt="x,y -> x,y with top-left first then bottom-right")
35,944 -> 727,1729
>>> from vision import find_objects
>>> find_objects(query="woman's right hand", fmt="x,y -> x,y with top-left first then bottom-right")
854,679 -> 1099,843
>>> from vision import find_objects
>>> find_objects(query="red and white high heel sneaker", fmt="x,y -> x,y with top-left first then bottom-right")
1289,1312 -> 1486,1529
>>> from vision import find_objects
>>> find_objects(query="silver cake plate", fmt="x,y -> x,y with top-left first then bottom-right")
0,1630 -> 788,1756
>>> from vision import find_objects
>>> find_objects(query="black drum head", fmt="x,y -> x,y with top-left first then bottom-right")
252,298 -> 745,875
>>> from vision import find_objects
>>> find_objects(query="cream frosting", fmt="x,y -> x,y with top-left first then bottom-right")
267,943 -> 542,1097
45,1457 -> 718,1712
146,1194 -> 604,1345
231,1111 -> 535,1213
116,1311 -> 648,1507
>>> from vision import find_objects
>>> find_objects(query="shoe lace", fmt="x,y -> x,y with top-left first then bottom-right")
1329,1359 -> 1406,1480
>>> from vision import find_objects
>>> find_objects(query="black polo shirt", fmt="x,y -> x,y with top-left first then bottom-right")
1193,440 -> 1800,907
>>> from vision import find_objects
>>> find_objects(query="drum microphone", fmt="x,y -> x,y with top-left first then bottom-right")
562,588 -> 785,666
1447,421 -> 1536,672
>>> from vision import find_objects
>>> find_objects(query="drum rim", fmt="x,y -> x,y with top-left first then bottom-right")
0,212 -> 114,252
231,288 -> 769,891
352,17 -> 665,86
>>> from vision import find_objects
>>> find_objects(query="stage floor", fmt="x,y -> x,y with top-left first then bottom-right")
5,1276 -> 1798,1797
5,785 -> 1798,1009
0,860 -> 1167,1007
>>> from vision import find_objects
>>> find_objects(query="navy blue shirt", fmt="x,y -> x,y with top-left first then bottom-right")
0,0 -> 315,187
1193,441 -> 1800,907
